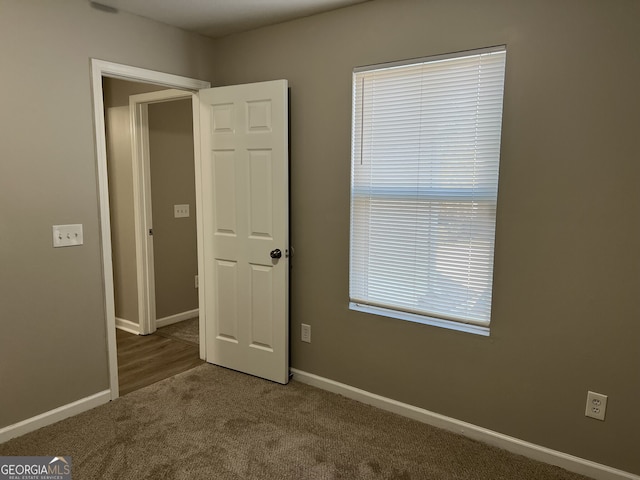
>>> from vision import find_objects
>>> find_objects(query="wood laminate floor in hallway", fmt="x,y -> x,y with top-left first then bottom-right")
116,328 -> 204,396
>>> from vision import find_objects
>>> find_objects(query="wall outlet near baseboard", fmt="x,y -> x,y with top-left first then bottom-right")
585,391 -> 607,421
301,323 -> 311,343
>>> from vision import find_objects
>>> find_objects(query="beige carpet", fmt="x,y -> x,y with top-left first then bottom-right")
0,364 -> 593,480
156,317 -> 199,345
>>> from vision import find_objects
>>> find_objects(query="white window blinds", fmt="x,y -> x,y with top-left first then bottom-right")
350,47 -> 506,327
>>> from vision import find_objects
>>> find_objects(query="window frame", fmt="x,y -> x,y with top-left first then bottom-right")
349,46 -> 507,336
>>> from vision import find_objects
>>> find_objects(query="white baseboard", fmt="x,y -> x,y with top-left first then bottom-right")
291,369 -> 639,480
115,317 -> 140,335
0,390 -> 110,444
117,311 -> 198,335
156,309 -> 199,328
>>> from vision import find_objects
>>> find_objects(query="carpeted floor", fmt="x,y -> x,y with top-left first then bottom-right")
0,364 -> 593,480
155,317 -> 199,345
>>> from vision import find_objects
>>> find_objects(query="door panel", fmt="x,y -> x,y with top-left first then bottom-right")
250,264 -> 274,350
248,150 -> 274,238
212,151 -> 237,235
215,259 -> 239,343
200,80 -> 289,384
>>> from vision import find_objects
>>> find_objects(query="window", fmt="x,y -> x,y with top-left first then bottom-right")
349,46 -> 506,334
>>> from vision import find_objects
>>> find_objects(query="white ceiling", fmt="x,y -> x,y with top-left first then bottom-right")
93,0 -> 370,38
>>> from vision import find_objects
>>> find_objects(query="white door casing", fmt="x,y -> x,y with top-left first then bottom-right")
129,89 -> 195,336
200,80 -> 290,384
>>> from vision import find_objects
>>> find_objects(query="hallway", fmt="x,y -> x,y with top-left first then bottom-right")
116,327 -> 203,395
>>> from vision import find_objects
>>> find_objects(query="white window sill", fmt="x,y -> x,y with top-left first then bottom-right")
349,302 -> 490,337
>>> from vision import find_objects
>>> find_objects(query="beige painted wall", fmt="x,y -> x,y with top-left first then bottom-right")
104,78 -> 168,324
148,99 -> 198,319
1,0 -> 638,475
211,0 -> 640,474
103,78 -> 168,109
0,0 -> 214,428
105,105 -> 139,323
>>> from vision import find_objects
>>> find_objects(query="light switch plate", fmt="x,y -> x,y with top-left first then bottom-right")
174,204 -> 190,218
301,323 -> 311,343
53,224 -> 83,247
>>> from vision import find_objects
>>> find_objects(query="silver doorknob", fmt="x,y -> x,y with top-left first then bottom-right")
270,249 -> 282,259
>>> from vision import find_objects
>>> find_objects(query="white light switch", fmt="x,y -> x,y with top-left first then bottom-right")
174,204 -> 190,218
53,224 -> 83,248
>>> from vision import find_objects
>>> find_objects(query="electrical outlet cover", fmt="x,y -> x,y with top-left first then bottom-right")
585,391 -> 607,421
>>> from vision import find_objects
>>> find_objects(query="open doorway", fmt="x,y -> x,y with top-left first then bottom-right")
91,60 -> 211,399
93,60 -> 291,397
103,78 -> 202,395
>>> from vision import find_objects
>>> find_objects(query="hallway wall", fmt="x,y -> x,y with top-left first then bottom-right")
148,99 -> 198,320
104,78 -> 167,325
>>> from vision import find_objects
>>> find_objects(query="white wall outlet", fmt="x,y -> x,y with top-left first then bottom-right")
585,391 -> 608,421
174,204 -> 190,218
52,224 -> 83,248
301,323 -> 311,343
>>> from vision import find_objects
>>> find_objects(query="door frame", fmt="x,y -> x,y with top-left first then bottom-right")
90,59 -> 210,400
129,89 -> 196,336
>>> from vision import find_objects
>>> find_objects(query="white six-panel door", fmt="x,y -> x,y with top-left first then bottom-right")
199,80 -> 289,384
